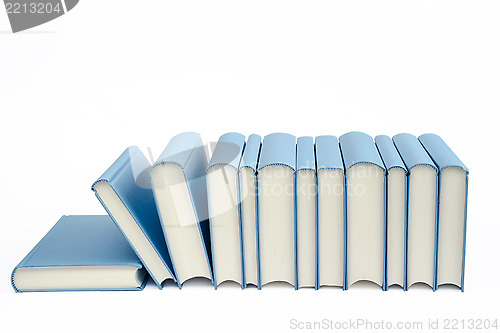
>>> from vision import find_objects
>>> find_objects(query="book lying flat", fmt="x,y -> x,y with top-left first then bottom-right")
393,133 -> 438,290
207,132 -> 246,288
150,132 -> 213,286
315,135 -> 345,289
295,136 -> 316,289
238,134 -> 262,289
375,135 -> 407,289
258,133 -> 296,288
12,215 -> 147,292
419,134 -> 468,291
339,132 -> 386,290
92,147 -> 176,289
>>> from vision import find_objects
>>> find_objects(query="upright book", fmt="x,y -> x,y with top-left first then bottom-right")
258,133 -> 296,288
238,134 -> 262,288
12,215 -> 147,292
419,134 -> 468,291
315,135 -> 345,289
92,147 -> 176,289
339,132 -> 386,290
393,133 -> 438,290
150,132 -> 213,286
375,135 -> 407,289
207,132 -> 246,288
295,136 -> 316,289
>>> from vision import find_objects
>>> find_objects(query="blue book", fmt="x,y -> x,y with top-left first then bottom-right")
92,147 -> 176,289
393,133 -> 438,291
315,135 -> 345,290
295,136 -> 316,289
339,132 -> 386,290
12,215 -> 147,292
375,135 -> 407,290
238,134 -> 262,289
419,134 -> 468,292
150,132 -> 213,287
257,133 -> 296,288
206,132 -> 246,289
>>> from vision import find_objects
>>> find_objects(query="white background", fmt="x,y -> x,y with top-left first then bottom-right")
1,1 -> 499,332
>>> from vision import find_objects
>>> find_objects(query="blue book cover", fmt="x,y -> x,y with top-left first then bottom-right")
207,132 -> 246,289
295,136 -> 316,290
339,132 -> 385,171
315,135 -> 344,172
375,135 -> 407,172
238,134 -> 262,289
150,132 -> 214,286
92,147 -> 176,289
393,133 -> 438,291
208,132 -> 246,169
240,134 -> 261,171
375,135 -> 408,290
12,215 -> 147,292
257,133 -> 296,288
315,135 -> 345,290
339,132 -> 386,290
419,134 -> 469,292
258,133 -> 296,171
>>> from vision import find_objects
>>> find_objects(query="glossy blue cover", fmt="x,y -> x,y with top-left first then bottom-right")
92,146 -> 175,288
418,134 -> 469,292
152,132 -> 214,285
392,133 -> 437,172
207,132 -> 245,289
375,135 -> 407,172
339,132 -> 385,172
207,132 -> 245,170
296,136 -> 315,172
12,215 -> 147,292
258,133 -> 296,171
418,134 -> 468,173
393,133 -> 438,291
240,134 -> 262,171
238,134 -> 262,289
315,135 -> 343,171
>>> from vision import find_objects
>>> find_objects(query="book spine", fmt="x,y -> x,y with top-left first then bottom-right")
314,172 -> 319,290
404,174 -> 409,291
294,171 -> 298,290
343,174 -> 348,291
256,171 -> 262,290
433,171 -> 440,292
237,167 -> 246,289
383,172 -> 388,291
461,175 -> 469,292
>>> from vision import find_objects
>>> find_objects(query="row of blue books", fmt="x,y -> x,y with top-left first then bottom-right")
11,132 -> 468,292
